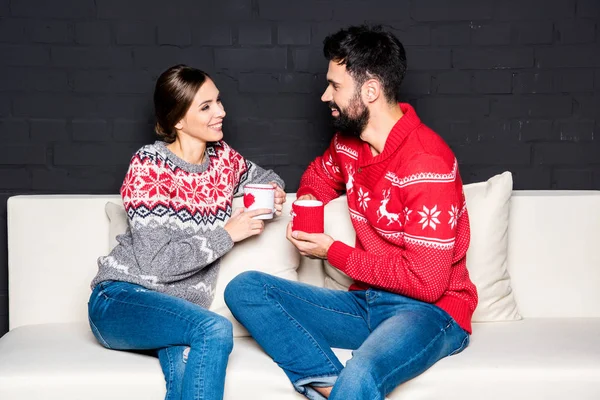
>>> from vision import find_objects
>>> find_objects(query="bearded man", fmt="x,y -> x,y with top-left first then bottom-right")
225,25 -> 478,400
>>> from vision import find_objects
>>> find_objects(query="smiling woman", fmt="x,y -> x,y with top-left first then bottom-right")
153,66 -> 227,164
87,64 -> 286,400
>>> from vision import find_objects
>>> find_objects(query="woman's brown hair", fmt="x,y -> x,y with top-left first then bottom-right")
153,64 -> 211,143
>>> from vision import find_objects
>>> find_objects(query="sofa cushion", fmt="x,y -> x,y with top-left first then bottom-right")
106,201 -> 127,251
105,196 -> 300,337
210,196 -> 300,337
2,320 -> 599,400
462,171 -> 520,321
322,171 -> 520,322
506,191 -> 600,318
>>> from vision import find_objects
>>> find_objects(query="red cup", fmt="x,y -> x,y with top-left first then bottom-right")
292,200 -> 324,233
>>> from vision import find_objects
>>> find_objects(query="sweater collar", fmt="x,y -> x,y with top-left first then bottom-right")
360,103 -> 421,166
155,140 -> 211,173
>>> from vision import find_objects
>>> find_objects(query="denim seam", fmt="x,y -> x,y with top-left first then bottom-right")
365,293 -> 376,331
88,317 -> 112,349
448,332 -> 469,356
270,285 -> 363,319
263,284 -> 342,375
164,348 -> 175,400
194,331 -> 208,400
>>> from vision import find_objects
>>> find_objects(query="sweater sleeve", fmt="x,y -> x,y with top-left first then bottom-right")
326,155 -> 462,303
229,145 -> 285,196
296,134 -> 345,203
122,152 -> 234,284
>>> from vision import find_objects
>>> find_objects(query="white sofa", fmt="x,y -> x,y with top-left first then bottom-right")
2,183 -> 600,399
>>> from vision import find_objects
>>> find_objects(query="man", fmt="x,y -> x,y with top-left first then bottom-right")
225,25 -> 478,400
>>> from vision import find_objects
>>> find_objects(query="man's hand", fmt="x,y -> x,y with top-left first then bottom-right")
286,222 -> 334,259
270,182 -> 286,216
296,194 -> 317,201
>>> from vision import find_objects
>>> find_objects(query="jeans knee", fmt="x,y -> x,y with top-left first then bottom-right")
224,271 -> 266,311
192,314 -> 234,354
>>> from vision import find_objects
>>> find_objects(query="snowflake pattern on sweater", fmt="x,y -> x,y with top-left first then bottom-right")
297,103 -> 478,333
91,140 -> 284,308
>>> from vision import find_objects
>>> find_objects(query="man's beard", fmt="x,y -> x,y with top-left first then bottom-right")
329,93 -> 369,138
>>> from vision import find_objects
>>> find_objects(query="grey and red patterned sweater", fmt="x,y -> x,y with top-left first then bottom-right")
91,140 -> 284,308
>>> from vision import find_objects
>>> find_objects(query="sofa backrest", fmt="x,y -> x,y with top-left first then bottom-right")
6,190 -> 600,330
6,194 -> 323,330
506,191 -> 600,318
7,195 -> 118,329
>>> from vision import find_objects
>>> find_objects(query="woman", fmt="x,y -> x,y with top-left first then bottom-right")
88,64 -> 286,400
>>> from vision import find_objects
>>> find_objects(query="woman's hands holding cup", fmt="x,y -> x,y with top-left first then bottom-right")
271,182 -> 286,216
224,208 -> 272,243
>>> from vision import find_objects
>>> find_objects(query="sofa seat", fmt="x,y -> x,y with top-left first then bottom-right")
1,319 -> 599,400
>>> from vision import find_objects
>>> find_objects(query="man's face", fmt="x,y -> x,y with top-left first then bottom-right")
321,61 -> 369,138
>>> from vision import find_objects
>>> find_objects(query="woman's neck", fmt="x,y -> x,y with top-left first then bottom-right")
167,136 -> 206,165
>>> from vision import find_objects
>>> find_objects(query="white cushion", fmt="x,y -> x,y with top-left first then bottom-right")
463,171 -> 520,321
7,195 -> 120,329
507,191 -> 600,318
320,172 -> 520,322
105,196 -> 300,337
2,320 -> 599,400
105,201 -> 127,251
322,196 -> 355,290
210,197 -> 299,336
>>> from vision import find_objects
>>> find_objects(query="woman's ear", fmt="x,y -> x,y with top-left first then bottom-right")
174,120 -> 184,131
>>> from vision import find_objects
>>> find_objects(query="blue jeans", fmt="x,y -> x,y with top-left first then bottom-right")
88,280 -> 233,400
224,272 -> 470,400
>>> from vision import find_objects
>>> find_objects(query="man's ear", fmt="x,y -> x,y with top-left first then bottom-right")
363,79 -> 381,104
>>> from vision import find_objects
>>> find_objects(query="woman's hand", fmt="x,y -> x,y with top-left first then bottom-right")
271,182 -> 287,217
224,208 -> 271,243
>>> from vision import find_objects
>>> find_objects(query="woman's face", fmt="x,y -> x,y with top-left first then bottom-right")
175,78 -> 226,143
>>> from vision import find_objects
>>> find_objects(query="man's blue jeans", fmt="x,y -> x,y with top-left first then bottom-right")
225,271 -> 470,400
88,280 -> 233,400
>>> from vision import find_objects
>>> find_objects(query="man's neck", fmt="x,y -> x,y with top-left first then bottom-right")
360,102 -> 404,156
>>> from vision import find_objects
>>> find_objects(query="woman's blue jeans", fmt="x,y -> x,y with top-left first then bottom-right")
88,280 -> 233,400
225,271 -> 470,400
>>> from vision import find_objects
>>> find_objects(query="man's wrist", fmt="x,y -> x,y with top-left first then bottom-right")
326,241 -> 353,270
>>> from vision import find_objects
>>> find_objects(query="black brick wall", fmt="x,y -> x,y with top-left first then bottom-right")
1,0 -> 599,337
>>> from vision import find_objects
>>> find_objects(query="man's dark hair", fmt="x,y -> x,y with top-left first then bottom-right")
323,25 -> 407,103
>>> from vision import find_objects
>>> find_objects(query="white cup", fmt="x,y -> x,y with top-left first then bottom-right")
243,184 -> 275,219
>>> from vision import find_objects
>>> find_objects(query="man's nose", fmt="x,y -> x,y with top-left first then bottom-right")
321,87 -> 332,103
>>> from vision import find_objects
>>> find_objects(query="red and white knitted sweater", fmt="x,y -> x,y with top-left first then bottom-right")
297,103 -> 478,333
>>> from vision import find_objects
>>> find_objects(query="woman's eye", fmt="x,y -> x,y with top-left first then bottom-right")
201,105 -> 209,111
216,97 -> 222,104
